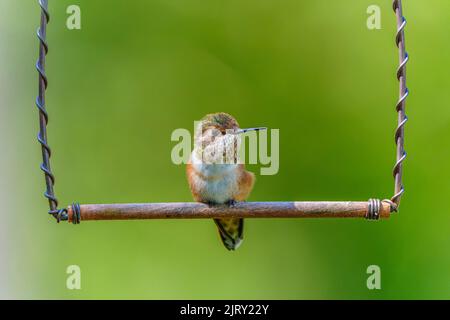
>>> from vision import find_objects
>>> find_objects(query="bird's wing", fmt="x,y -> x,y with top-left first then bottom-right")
186,162 -> 202,202
234,165 -> 255,201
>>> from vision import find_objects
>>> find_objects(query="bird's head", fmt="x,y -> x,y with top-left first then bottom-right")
193,112 -> 265,164
196,112 -> 239,140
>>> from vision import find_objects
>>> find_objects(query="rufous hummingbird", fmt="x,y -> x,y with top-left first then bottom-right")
186,112 -> 266,250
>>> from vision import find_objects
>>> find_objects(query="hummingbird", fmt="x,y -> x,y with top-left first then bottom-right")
186,112 -> 265,251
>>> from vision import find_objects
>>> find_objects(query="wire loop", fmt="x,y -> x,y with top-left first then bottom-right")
382,199 -> 398,213
366,199 -> 381,220
71,203 -> 81,224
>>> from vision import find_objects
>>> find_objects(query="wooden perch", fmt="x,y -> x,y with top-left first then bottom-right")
67,201 -> 391,222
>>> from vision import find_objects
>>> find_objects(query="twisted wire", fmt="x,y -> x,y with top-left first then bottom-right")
36,0 -> 68,222
366,199 -> 381,220
390,0 -> 408,210
71,203 -> 81,224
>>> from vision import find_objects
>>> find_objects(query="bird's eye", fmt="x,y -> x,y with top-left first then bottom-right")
221,131 -> 226,135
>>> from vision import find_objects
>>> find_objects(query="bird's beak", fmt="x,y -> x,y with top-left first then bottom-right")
232,127 -> 267,135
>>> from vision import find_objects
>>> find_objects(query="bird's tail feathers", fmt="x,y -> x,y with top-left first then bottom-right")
214,218 -> 244,251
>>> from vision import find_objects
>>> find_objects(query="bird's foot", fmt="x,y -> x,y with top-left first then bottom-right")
205,200 -> 218,207
225,199 -> 237,207
203,200 -> 237,207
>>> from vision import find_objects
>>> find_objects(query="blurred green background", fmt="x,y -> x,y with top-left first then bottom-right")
0,0 -> 449,299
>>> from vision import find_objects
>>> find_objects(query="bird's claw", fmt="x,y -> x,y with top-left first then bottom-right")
203,200 -> 237,207
226,199 -> 237,207
205,201 -> 216,207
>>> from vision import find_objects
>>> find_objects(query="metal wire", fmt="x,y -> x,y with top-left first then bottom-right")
71,203 -> 81,224
366,199 -> 381,220
390,0 -> 409,210
36,0 -> 68,222
34,1 -> 407,222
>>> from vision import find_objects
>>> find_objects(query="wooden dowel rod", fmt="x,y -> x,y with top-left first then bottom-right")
67,201 -> 391,222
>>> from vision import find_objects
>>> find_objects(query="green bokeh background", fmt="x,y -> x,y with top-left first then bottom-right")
1,0 -> 449,299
